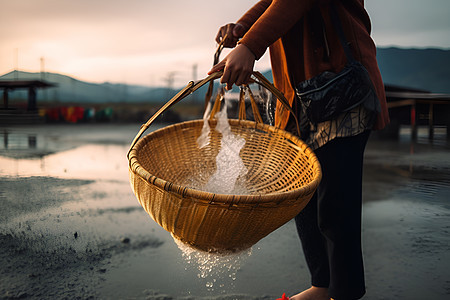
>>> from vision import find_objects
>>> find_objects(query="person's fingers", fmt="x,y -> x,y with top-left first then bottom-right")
216,24 -> 242,48
233,23 -> 245,38
238,67 -> 253,86
223,25 -> 236,47
226,24 -> 234,36
235,71 -> 251,87
221,66 -> 231,88
208,60 -> 226,75
215,26 -> 227,44
222,64 -> 239,91
229,68 -> 241,90
215,23 -> 246,48
210,44 -> 255,89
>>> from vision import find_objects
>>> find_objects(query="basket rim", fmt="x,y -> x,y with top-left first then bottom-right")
128,119 -> 322,206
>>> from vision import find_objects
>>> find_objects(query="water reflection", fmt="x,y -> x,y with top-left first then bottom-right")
1,130 -> 37,150
1,124 -> 448,182
0,125 -> 136,179
0,129 -> 55,159
0,143 -> 129,180
0,124 -> 449,299
399,125 -> 448,147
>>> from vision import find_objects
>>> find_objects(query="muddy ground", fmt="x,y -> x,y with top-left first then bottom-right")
0,124 -> 449,300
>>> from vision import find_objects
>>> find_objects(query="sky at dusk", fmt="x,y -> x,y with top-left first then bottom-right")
1,0 -> 449,87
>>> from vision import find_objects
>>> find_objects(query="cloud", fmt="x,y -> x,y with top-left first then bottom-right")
1,0 -> 449,86
366,0 -> 450,47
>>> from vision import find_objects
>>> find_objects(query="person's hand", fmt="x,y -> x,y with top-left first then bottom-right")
208,44 -> 256,90
215,23 -> 246,48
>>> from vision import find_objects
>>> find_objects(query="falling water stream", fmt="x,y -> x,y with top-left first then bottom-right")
175,88 -> 259,290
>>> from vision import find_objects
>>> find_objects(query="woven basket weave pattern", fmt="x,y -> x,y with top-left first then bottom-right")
129,118 -> 321,252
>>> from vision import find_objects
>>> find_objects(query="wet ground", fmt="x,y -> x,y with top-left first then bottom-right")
0,123 -> 449,300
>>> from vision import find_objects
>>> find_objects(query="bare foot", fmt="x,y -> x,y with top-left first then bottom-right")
289,286 -> 330,300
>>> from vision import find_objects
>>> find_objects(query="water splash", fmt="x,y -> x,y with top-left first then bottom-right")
173,236 -> 252,292
197,100 -> 212,149
257,84 -> 274,126
194,88 -> 249,195
205,93 -> 248,195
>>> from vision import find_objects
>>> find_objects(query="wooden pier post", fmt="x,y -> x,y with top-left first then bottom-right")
411,102 -> 417,141
428,103 -> 434,140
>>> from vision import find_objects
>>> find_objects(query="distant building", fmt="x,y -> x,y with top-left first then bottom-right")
0,80 -> 56,124
384,84 -> 450,139
0,80 -> 56,111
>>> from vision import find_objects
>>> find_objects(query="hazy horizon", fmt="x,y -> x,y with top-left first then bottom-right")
1,0 -> 449,87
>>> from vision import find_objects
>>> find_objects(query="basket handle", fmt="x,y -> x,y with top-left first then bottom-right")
206,84 -> 263,125
127,71 -> 300,158
206,40 -> 297,129
128,71 -> 221,158
204,35 -> 227,109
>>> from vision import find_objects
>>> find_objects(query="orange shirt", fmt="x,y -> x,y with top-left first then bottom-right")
237,0 -> 389,130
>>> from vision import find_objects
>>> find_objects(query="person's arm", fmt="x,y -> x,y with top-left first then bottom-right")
210,0 -> 316,89
239,0 -> 316,60
236,0 -> 272,37
215,0 -> 272,49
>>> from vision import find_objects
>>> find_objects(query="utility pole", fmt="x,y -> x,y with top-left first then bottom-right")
40,57 -> 48,101
192,64 -> 198,102
40,57 -> 45,80
163,72 -> 176,99
193,64 -> 198,82
14,48 -> 19,80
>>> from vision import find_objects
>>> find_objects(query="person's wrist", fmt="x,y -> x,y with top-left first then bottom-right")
238,43 -> 257,60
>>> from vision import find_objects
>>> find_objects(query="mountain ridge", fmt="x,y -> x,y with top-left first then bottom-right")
376,47 -> 450,93
1,47 -> 449,104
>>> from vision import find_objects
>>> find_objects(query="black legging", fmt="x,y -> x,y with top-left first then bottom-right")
295,130 -> 370,300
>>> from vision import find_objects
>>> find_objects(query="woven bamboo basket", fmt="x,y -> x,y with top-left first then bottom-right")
128,70 -> 322,252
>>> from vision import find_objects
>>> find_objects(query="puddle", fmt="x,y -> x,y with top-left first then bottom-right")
0,124 -> 449,299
